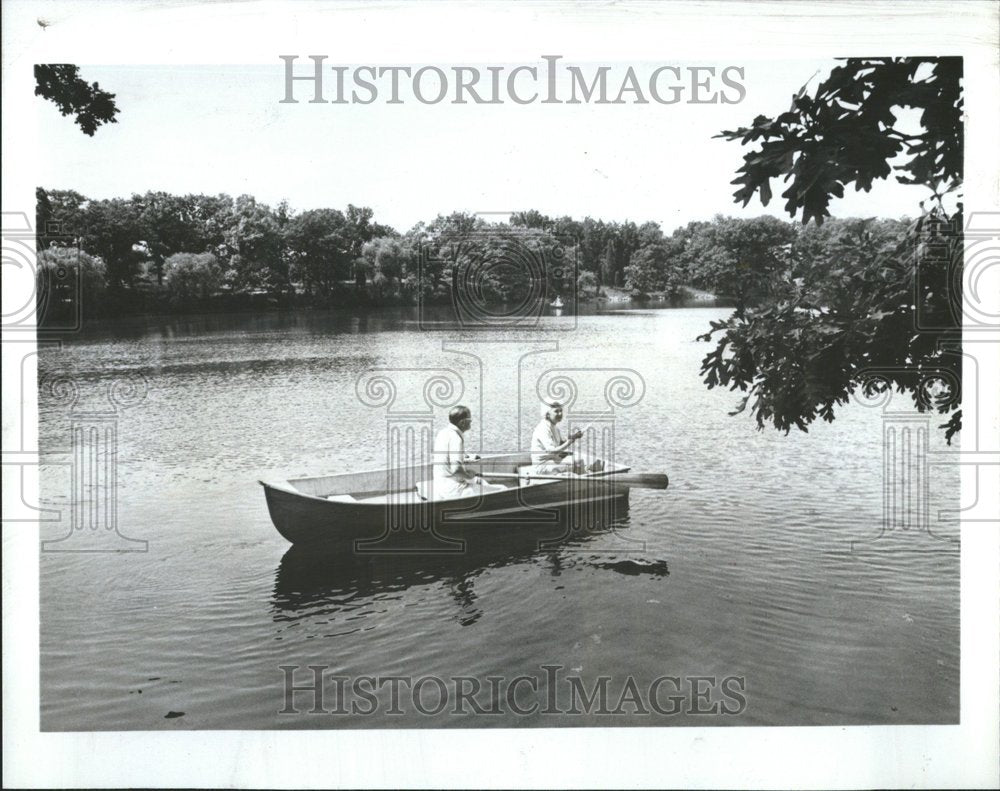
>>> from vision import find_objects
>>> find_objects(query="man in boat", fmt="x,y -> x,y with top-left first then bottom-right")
531,401 -> 604,475
430,405 -> 504,499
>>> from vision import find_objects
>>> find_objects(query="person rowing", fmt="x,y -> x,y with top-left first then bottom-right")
530,400 -> 604,475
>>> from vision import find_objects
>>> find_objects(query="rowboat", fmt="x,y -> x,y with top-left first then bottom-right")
260,452 -> 665,550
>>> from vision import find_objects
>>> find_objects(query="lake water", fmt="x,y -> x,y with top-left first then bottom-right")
37,303 -> 960,729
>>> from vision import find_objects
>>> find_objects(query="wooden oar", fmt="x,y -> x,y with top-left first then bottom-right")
482,471 -> 669,490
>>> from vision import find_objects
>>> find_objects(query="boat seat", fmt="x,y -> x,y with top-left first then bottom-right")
356,490 -> 425,505
414,478 -> 506,501
326,494 -> 358,502
516,464 -> 588,487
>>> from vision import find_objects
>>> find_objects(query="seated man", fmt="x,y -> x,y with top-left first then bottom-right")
530,401 -> 605,475
428,405 -> 505,500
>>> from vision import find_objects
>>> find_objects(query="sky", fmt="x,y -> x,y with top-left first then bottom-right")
35,59 -> 931,234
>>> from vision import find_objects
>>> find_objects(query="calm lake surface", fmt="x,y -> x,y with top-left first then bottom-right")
38,303 -> 960,729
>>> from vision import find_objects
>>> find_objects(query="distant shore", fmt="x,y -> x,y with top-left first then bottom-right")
38,279 -> 723,328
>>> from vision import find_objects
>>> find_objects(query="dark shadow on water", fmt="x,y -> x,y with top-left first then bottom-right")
590,559 -> 669,577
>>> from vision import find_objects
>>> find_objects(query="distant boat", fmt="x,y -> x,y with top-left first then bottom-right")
550,296 -> 564,308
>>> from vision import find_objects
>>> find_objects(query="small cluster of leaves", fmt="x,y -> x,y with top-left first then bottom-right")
34,64 -> 119,136
717,58 -> 963,225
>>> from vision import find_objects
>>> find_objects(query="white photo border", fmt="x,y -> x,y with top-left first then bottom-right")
3,1 -> 998,788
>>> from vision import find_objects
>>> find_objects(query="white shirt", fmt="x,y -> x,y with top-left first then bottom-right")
531,419 -> 565,465
433,423 -> 466,482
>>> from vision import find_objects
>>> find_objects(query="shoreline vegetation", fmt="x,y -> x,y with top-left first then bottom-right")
36,188 -> 901,326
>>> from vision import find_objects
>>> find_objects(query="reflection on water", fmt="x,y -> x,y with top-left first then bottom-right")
269,508 -> 683,667
272,511 -> 640,622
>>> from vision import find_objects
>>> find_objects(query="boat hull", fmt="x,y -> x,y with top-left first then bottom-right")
261,477 -> 630,551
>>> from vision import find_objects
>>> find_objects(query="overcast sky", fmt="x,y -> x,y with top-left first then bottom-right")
35,59 -> 929,234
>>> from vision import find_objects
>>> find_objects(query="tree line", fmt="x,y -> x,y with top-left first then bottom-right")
35,186 -> 915,321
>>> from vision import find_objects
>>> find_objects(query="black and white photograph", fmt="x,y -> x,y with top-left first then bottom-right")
3,1 -> 998,788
